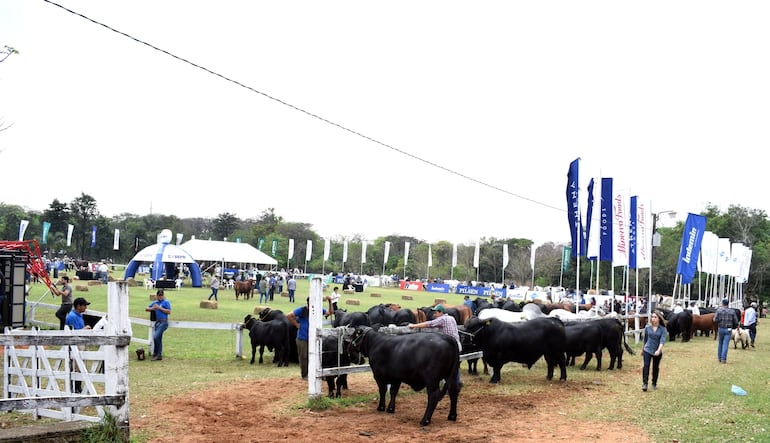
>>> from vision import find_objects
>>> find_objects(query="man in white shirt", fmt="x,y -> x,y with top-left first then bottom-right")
687,302 -> 700,316
743,302 -> 758,347
673,302 -> 684,314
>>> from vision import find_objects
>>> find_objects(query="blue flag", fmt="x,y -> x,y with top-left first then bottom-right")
42,222 -> 51,245
91,225 -> 97,248
585,178 -> 596,260
629,196 -> 638,269
676,213 -> 707,284
600,177 -> 613,262
566,158 -> 584,257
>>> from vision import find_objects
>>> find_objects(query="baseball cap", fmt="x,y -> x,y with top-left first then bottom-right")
722,298 -> 729,306
431,304 -> 446,313
73,297 -> 91,307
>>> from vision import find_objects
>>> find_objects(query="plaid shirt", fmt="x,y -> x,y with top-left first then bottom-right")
426,314 -> 461,350
714,306 -> 738,329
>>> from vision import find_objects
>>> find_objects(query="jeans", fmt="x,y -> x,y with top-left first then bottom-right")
208,288 -> 218,301
746,323 -> 757,343
288,289 -> 295,302
260,291 -> 269,304
642,351 -> 662,385
717,327 -> 731,362
153,320 -> 169,357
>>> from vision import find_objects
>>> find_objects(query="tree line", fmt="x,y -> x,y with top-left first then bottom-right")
0,195 -> 767,304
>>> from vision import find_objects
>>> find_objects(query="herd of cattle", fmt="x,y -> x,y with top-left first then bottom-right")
241,297 -> 650,426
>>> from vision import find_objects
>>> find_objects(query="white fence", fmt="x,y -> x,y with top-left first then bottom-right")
1,283 -> 132,425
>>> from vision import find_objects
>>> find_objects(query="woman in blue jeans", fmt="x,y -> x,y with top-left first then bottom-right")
642,310 -> 667,391
146,289 -> 172,361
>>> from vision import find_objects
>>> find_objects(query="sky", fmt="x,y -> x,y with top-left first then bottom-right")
1,1 -> 769,246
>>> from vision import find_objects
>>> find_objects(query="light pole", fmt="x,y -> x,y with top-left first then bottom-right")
649,210 -> 676,313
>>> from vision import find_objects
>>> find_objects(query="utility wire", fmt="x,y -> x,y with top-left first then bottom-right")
44,0 -> 565,213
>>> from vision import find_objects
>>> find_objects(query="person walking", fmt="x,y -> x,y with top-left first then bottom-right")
330,286 -> 341,312
208,273 -> 220,301
287,297 -> 332,379
287,275 -> 297,303
641,310 -> 667,391
714,298 -> 740,364
408,304 -> 463,387
743,302 -> 759,347
259,277 -> 269,304
146,289 -> 171,361
53,275 -> 74,330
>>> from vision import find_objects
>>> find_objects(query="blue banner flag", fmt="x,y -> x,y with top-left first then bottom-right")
90,225 -> 97,248
629,196 -> 638,269
600,177 -> 613,262
585,179 -> 596,259
676,213 -> 707,284
565,158 -> 584,257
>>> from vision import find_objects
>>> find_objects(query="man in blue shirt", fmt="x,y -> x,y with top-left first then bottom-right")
287,297 -> 332,379
65,297 -> 92,331
145,289 -> 172,361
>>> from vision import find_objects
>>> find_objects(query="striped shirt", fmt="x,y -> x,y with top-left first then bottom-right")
426,314 -> 461,350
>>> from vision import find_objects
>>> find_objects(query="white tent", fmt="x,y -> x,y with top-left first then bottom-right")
181,239 -> 278,266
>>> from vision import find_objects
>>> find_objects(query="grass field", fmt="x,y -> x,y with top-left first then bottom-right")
10,274 -> 770,442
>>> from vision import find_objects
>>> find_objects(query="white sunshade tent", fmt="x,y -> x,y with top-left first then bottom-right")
180,239 -> 278,267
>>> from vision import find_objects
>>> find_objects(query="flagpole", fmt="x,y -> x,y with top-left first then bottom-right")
559,247 -> 564,288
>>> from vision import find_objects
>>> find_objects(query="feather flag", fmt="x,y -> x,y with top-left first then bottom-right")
612,187 -> 629,267
530,244 -> 536,271
323,238 -> 330,261
67,224 -> 74,247
635,199 -> 652,269
113,229 -> 120,250
427,244 -> 432,268
473,240 -> 480,268
600,178 -> 613,261
176,233 -> 183,245
288,239 -> 295,260
342,240 -> 348,263
629,196 -> 638,269
383,241 -> 390,265
90,226 -> 97,248
676,213 -> 707,284
452,243 -> 458,268
306,240 -> 313,262
18,220 -> 29,241
586,178 -> 601,260
361,241 -> 367,264
404,242 -> 410,266
566,158 -> 585,257
503,244 -> 509,269
42,222 -> 51,245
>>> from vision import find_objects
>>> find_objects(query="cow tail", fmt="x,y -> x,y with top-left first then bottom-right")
623,334 -> 634,355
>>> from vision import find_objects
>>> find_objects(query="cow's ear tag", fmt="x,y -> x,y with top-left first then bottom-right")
485,319 -> 491,326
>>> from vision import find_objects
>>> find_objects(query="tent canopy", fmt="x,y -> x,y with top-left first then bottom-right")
181,239 -> 278,266
124,240 -> 203,287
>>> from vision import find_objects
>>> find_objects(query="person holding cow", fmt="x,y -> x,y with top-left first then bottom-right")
287,297 -> 333,379
641,310 -> 667,391
743,302 -> 758,348
714,298 -> 740,364
408,304 -> 463,387
146,289 -> 172,361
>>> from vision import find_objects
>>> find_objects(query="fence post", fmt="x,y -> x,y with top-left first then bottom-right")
104,281 -> 131,428
308,278 -> 323,397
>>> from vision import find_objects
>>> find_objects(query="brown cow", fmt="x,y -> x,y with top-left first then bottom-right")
690,313 -> 717,339
234,280 -> 254,301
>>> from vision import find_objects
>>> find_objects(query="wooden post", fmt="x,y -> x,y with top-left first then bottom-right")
104,281 -> 131,430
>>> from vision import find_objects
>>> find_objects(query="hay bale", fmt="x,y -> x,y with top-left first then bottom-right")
87,280 -> 102,286
126,279 -> 138,287
200,300 -> 218,309
401,295 -> 414,300
149,294 -> 157,301
253,305 -> 270,315
343,289 -> 355,295
434,298 -> 447,305
75,285 -> 89,292
346,298 -> 360,306
281,291 -> 289,297
370,293 -> 381,297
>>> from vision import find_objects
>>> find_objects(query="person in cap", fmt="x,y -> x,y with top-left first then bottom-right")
146,289 -> 171,361
408,304 -> 463,387
714,298 -> 740,363
743,301 -> 759,347
53,275 -> 74,330
65,297 -> 92,331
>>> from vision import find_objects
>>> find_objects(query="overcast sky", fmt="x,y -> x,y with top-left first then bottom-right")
1,1 -> 769,245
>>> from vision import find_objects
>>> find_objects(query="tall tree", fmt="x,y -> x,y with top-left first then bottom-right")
212,213 -> 240,240
69,193 -> 99,259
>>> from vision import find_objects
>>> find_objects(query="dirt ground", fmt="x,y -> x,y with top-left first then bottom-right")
132,371 -> 650,443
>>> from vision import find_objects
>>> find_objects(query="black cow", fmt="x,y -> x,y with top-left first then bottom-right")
258,307 -> 299,363
243,314 -> 290,367
596,317 -> 634,370
321,334 -> 364,398
348,326 -> 460,426
464,316 -> 567,383
459,325 -> 488,376
564,320 -> 604,370
665,310 -> 693,342
366,304 -> 395,328
472,297 -> 493,315
332,309 -> 370,328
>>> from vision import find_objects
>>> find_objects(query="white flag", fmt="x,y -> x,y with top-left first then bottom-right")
612,187 -> 630,267
473,240 -> 480,268
716,238 -> 731,276
530,244 -> 536,271
635,199 -> 652,269
404,242 -> 410,266
176,233 -> 183,245
503,244 -> 509,269
452,243 -> 458,268
323,238 -> 330,262
18,219 -> 29,241
67,224 -> 74,247
428,244 -> 432,268
113,229 -> 120,250
383,241 -> 390,265
306,240 -> 313,262
361,242 -> 367,264
288,239 -> 295,260
739,247 -> 753,282
343,240 -> 348,263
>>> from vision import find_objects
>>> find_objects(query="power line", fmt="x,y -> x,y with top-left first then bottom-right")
43,0 -> 565,214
